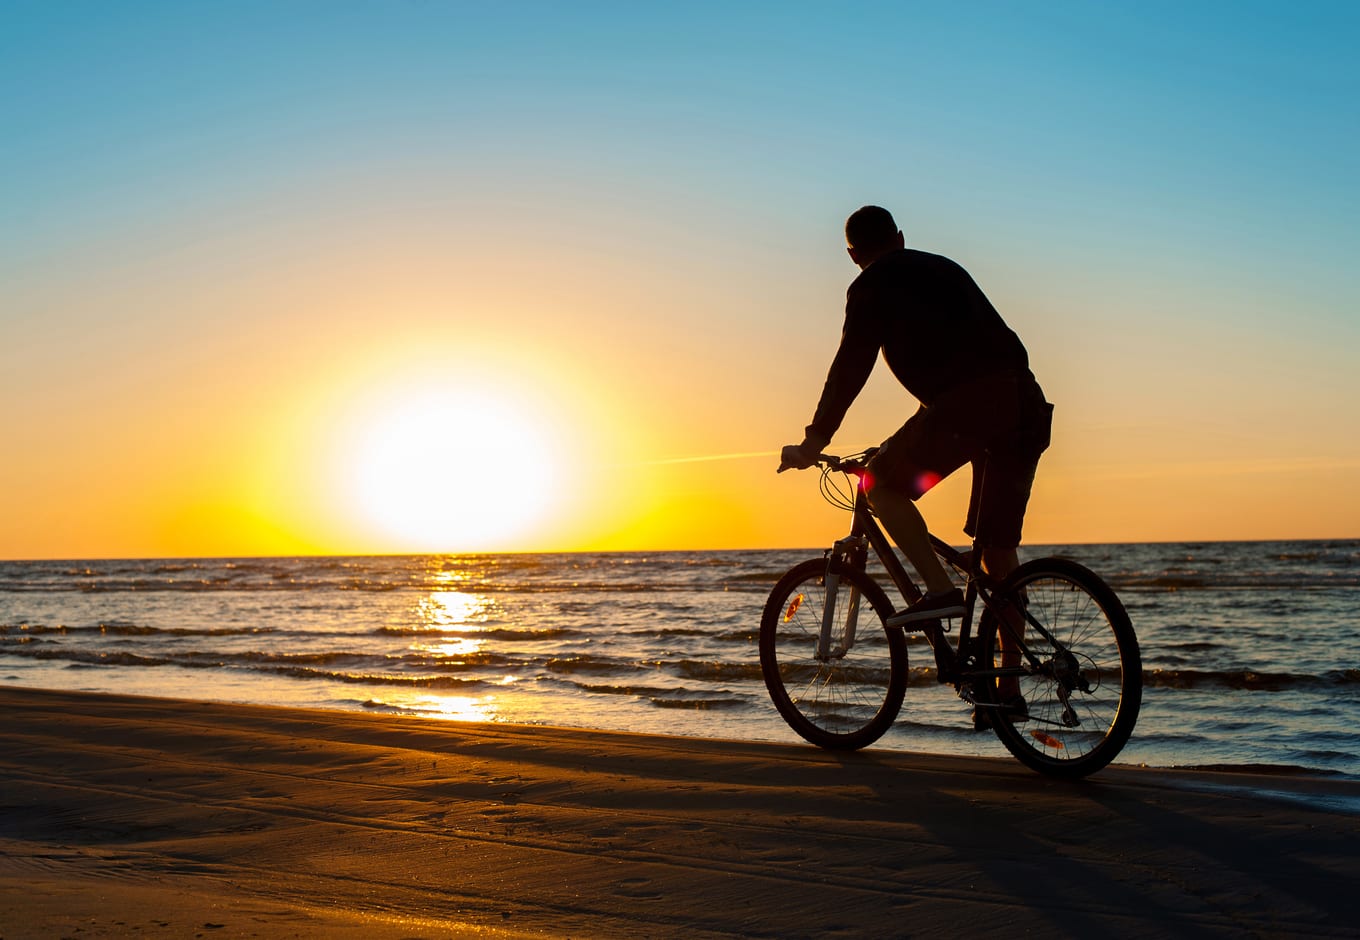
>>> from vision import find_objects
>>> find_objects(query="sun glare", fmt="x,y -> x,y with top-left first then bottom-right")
346,388 -> 559,551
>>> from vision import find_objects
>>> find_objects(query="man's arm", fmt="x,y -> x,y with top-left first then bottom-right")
802,307 -> 881,450
780,300 -> 881,471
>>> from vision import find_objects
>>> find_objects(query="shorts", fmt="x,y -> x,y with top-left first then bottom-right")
866,370 -> 1053,549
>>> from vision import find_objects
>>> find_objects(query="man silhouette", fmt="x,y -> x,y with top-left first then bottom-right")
780,206 -> 1052,713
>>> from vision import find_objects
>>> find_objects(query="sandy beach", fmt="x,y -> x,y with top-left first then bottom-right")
0,687 -> 1356,938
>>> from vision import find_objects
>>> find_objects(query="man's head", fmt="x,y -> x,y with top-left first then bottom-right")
845,205 -> 905,269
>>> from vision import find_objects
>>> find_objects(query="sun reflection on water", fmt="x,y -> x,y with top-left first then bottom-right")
417,589 -> 492,628
386,582 -> 513,722
415,637 -> 484,659
401,693 -> 500,722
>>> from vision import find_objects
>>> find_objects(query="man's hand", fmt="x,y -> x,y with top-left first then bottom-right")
778,443 -> 819,473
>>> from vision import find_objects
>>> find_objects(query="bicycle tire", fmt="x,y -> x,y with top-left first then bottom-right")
759,558 -> 907,750
977,558 -> 1141,778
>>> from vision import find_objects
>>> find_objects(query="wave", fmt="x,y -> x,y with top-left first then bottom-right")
0,642 -> 529,673
539,656 -> 767,684
373,626 -> 583,641
1142,668 -> 1360,691
572,680 -> 749,710
575,681 -> 678,697
253,667 -> 494,689
1,643 -> 500,690
647,696 -> 748,709
668,659 -> 765,682
2,623 -> 277,638
1118,576 -> 1211,590
1110,574 -> 1360,591
7,648 -> 205,669
1172,762 -> 1343,776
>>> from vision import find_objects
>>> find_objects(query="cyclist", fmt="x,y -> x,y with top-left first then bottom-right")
779,206 -> 1052,715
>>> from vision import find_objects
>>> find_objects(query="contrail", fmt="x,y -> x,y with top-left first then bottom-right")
625,450 -> 780,467
623,445 -> 879,467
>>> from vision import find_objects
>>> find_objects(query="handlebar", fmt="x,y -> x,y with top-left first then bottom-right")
778,447 -> 880,511
816,448 -> 878,474
779,445 -> 879,476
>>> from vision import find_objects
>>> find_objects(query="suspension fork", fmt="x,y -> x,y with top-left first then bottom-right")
817,534 -> 866,660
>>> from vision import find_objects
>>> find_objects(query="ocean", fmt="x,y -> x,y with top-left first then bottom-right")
2,540 -> 1357,777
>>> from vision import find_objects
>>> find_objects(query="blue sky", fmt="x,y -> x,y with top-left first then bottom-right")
3,1 -> 1358,554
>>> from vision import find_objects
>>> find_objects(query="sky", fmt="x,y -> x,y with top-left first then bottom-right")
3,1 -> 1358,559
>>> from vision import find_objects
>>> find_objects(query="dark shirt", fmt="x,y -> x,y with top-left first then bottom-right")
805,248 -> 1030,447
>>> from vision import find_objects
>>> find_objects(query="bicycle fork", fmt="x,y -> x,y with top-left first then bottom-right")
815,570 -> 863,661
816,542 -> 864,661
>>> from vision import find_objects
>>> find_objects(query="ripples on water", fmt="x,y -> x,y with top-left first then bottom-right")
1,541 -> 1356,776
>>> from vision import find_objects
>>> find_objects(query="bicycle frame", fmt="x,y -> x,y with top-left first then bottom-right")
819,461 -> 1065,694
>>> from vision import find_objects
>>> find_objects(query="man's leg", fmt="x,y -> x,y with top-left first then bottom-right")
982,547 -> 1023,700
865,484 -> 955,595
981,546 -> 1018,580
976,444 -> 1042,706
864,402 -> 970,616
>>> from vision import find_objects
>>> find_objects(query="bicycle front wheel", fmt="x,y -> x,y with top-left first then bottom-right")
759,559 -> 906,750
978,558 -> 1141,778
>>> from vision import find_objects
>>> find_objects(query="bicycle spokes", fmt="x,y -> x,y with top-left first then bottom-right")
979,560 -> 1142,778
759,558 -> 907,750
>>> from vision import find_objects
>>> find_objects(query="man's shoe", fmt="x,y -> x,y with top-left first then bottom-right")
887,588 -> 965,627
972,695 -> 1030,732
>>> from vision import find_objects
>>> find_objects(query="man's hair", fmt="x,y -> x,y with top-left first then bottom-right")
845,205 -> 899,252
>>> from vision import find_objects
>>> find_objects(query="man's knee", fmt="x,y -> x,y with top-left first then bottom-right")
980,546 -> 1019,579
865,479 -> 916,512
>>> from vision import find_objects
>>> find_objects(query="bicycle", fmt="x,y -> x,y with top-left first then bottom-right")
759,450 -> 1141,778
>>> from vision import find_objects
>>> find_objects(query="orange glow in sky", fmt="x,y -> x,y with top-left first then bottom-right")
3,4 -> 1358,559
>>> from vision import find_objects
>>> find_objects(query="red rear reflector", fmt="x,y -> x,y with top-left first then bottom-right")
1031,730 -> 1064,750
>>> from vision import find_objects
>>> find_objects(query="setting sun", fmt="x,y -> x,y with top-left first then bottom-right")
345,388 -> 560,552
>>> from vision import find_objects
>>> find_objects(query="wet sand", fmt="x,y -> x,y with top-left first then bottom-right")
0,685 -> 1356,938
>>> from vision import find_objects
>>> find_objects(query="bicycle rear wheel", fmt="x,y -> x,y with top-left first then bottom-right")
977,558 -> 1141,778
759,558 -> 906,750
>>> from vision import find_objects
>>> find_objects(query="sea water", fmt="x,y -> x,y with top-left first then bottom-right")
1,541 -> 1357,777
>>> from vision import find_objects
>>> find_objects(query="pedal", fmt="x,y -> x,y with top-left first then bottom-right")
885,617 -> 934,633
885,614 -> 951,633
